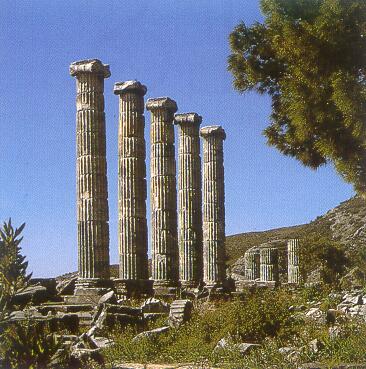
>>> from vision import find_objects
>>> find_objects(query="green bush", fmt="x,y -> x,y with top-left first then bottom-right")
0,219 -> 70,369
0,320 -> 64,369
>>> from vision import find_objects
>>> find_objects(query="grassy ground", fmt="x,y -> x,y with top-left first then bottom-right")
101,287 -> 366,368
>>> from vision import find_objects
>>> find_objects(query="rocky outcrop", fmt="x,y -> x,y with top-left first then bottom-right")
226,196 -> 366,266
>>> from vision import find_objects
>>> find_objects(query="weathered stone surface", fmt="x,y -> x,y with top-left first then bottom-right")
132,326 -> 170,342
305,308 -> 327,325
98,290 -> 117,305
56,276 -> 77,295
308,338 -> 324,354
141,297 -> 170,314
168,299 -> 193,327
147,97 -> 179,290
91,336 -> 114,348
70,59 -> 110,77
114,81 -> 149,287
288,239 -> 301,284
30,278 -> 57,296
143,313 -> 167,322
9,309 -> 80,333
214,335 -> 260,357
92,303 -> 143,331
244,248 -> 260,281
174,113 -> 203,288
200,126 -> 226,289
13,285 -> 49,306
37,303 -> 93,315
259,247 -> 279,283
70,59 -> 110,293
236,342 -> 261,356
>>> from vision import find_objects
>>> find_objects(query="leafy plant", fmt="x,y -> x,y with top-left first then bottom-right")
0,321 -> 63,369
0,219 -> 68,369
228,0 -> 366,195
0,219 -> 32,305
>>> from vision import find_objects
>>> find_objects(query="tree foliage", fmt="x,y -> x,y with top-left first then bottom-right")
228,0 -> 366,194
299,235 -> 349,285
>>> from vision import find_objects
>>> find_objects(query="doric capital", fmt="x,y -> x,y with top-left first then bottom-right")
114,80 -> 147,96
70,59 -> 111,78
146,97 -> 178,113
174,113 -> 202,126
200,125 -> 226,140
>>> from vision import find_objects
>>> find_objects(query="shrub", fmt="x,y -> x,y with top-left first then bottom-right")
104,289 -> 300,365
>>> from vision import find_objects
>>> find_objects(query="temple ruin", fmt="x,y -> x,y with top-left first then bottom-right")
68,59 -> 231,298
68,58 -> 302,300
235,238 -> 302,289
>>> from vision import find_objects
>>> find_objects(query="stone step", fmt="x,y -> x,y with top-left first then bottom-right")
38,303 -> 93,314
77,311 -> 94,326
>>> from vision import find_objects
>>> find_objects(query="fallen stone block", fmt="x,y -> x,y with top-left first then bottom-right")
169,300 -> 193,327
305,308 -> 327,324
132,326 -> 170,342
13,285 -> 49,306
98,290 -> 117,305
141,297 -> 170,314
56,276 -> 77,296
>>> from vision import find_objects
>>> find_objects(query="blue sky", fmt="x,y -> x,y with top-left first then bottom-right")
0,1 -> 354,277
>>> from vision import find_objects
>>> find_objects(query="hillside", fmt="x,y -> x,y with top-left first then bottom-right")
226,195 -> 366,265
56,196 -> 365,280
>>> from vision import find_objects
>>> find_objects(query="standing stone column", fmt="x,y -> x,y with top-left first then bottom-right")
146,98 -> 179,293
260,248 -> 279,283
244,248 -> 260,281
288,239 -> 301,284
200,126 -> 226,289
69,59 -> 110,299
174,113 -> 203,288
114,81 -> 149,295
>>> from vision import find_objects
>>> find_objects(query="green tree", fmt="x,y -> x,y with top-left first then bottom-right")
228,0 -> 366,194
300,236 -> 348,284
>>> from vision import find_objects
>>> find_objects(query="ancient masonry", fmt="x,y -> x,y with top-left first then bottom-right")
175,113 -> 203,288
259,248 -> 279,283
200,126 -> 227,289
244,248 -> 260,281
68,59 -> 302,298
146,98 -> 179,293
70,59 -> 111,301
114,81 -> 149,293
287,239 -> 301,284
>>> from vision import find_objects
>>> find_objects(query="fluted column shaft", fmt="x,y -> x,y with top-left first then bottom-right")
175,113 -> 203,288
244,249 -> 260,281
114,81 -> 148,281
70,59 -> 110,282
147,98 -> 179,287
288,239 -> 301,284
260,248 -> 279,282
200,126 -> 226,288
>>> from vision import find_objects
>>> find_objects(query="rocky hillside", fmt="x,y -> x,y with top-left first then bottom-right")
226,195 -> 366,265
